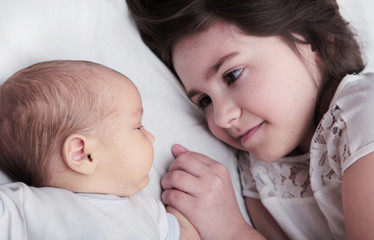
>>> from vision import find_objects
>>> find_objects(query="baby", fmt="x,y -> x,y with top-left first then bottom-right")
0,60 -> 198,239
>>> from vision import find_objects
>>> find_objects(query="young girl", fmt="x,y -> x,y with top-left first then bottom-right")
127,0 -> 372,239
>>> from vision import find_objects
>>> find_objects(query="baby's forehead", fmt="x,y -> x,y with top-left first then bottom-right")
89,66 -> 134,89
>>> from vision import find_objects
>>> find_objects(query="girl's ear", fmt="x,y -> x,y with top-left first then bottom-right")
62,134 -> 97,175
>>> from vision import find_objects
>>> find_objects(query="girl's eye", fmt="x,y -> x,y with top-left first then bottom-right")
223,68 -> 243,85
198,95 -> 212,109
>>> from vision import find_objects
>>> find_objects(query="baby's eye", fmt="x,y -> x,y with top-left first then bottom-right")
224,68 -> 243,85
136,125 -> 144,130
198,95 -> 212,109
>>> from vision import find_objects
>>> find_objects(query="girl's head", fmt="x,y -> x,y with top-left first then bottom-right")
128,0 -> 364,121
128,0 -> 365,161
0,61 -> 122,186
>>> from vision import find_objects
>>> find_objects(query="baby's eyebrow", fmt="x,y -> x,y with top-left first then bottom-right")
133,107 -> 143,117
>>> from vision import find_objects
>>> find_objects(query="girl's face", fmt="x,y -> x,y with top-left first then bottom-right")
173,22 -> 322,162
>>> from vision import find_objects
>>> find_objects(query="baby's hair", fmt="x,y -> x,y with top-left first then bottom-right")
0,60 -> 122,186
127,0 -> 365,124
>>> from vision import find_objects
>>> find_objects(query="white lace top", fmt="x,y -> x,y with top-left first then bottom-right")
239,72 -> 374,240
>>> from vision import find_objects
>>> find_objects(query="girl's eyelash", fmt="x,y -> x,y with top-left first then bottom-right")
223,68 -> 243,85
195,68 -> 243,110
197,95 -> 212,109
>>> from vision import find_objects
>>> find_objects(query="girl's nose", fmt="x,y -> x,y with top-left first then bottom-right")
213,99 -> 240,128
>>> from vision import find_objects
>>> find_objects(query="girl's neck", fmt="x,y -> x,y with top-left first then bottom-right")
288,77 -> 342,158
288,126 -> 316,156
314,77 -> 341,126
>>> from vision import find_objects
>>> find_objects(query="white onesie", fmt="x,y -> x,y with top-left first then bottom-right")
0,182 -> 179,239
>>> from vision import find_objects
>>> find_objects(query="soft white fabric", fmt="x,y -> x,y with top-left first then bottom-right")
239,72 -> 374,240
239,151 -> 334,239
0,0 -> 249,222
338,0 -> 374,73
311,72 -> 374,239
0,182 -> 179,239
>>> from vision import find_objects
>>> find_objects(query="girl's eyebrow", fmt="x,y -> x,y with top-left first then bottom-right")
205,52 -> 239,79
187,89 -> 199,100
187,52 -> 239,100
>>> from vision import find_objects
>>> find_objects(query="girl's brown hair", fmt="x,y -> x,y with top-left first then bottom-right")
127,0 -> 365,124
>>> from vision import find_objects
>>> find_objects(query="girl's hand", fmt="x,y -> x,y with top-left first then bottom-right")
161,144 -> 264,240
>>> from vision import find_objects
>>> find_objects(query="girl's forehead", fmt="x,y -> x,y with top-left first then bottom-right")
174,22 -> 240,51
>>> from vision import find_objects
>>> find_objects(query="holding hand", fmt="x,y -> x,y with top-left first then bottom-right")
161,144 -> 264,240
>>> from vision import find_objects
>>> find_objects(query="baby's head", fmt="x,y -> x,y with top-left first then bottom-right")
0,60 -> 154,196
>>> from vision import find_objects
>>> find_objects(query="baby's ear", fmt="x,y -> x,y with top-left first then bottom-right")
63,134 -> 97,175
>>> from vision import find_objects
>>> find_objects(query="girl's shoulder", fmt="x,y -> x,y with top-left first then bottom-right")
314,71 -> 374,173
330,72 -> 374,109
326,72 -> 374,139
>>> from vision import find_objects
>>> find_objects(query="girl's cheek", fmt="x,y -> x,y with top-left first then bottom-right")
205,108 -> 230,141
206,116 -> 222,138
206,115 -> 216,132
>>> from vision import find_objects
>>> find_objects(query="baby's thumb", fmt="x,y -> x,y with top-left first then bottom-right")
172,144 -> 189,157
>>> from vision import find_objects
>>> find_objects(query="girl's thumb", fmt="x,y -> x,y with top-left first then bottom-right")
171,144 -> 189,157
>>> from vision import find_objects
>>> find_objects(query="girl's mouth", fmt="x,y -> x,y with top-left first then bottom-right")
240,122 -> 264,145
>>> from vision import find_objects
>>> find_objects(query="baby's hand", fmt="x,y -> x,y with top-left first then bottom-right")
166,205 -> 200,240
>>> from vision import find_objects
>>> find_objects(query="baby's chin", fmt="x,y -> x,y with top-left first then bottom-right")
122,175 -> 150,197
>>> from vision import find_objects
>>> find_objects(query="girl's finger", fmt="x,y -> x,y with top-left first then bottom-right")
161,170 -> 201,195
162,188 -> 196,215
171,144 -> 189,157
168,151 -> 220,176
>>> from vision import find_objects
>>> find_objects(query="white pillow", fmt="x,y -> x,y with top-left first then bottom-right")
338,0 -> 374,73
0,0 -> 250,222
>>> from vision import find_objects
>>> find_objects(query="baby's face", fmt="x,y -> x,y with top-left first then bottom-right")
93,77 -> 154,196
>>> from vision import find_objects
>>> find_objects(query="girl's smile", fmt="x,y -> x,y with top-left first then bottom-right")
173,22 -> 322,162
240,121 -> 265,146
